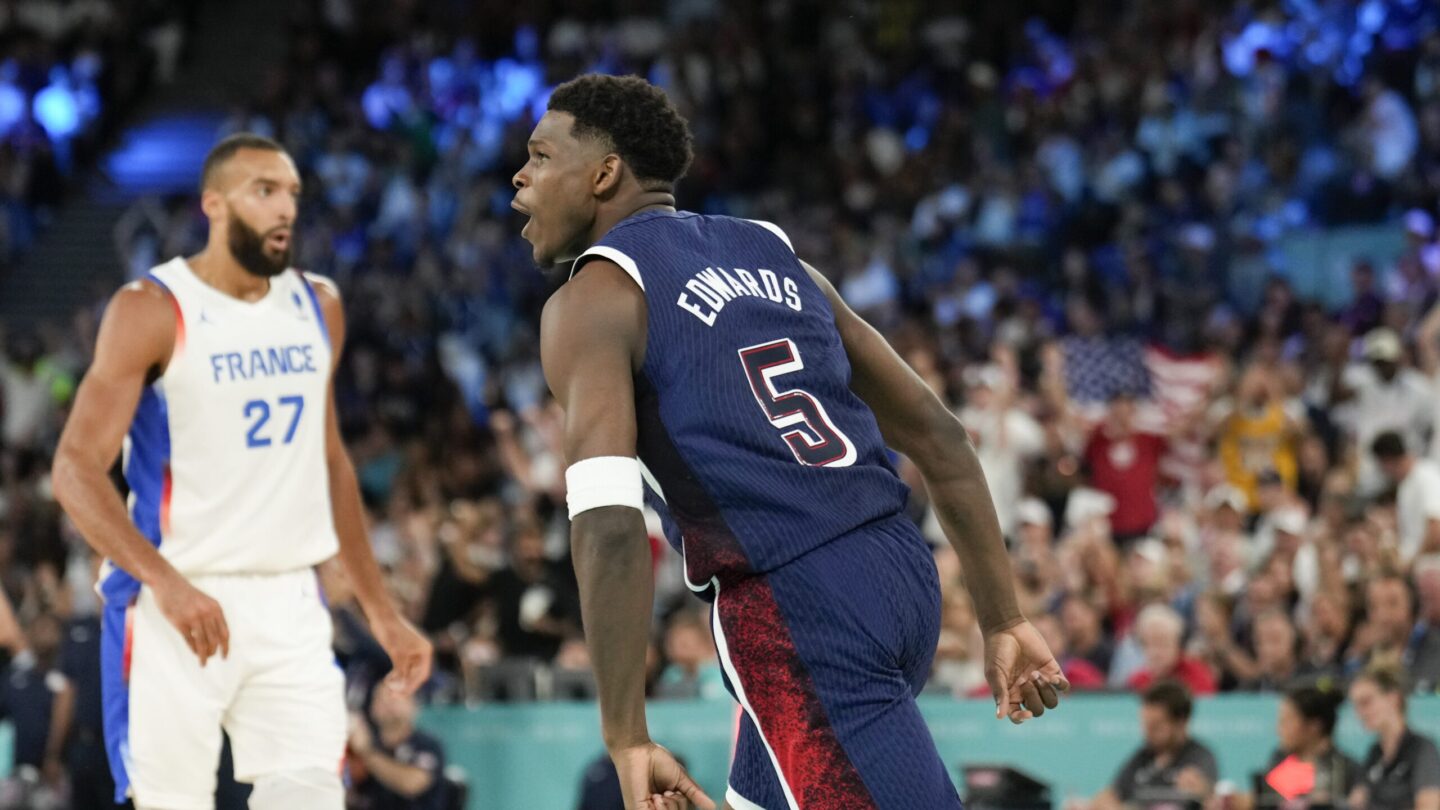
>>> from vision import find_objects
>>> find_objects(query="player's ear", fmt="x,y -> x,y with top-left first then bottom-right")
593,153 -> 622,198
199,187 -> 226,222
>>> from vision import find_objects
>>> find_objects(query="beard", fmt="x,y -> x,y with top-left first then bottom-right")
227,211 -> 291,278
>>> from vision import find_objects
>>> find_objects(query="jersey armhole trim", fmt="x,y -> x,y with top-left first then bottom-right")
295,270 -> 332,348
745,219 -> 794,252
572,245 -> 644,291
143,272 -> 186,361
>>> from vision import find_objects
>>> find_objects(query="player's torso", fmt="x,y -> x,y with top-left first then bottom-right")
575,212 -> 909,587
114,258 -> 338,595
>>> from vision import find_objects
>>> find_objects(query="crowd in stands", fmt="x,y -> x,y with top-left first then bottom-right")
0,0 -> 190,269
2,0 -> 1440,804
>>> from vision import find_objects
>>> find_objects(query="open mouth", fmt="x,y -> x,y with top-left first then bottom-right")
267,230 -> 291,250
511,200 -> 534,238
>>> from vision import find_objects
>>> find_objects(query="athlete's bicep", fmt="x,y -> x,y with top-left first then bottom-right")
541,261 -> 646,464
801,260 -> 960,458
56,283 -> 175,470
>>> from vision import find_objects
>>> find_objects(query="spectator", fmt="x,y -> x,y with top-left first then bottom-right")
55,591 -> 114,809
0,611 -> 70,793
1361,76 -> 1420,181
1373,431 -> 1440,564
958,359 -> 1045,539
1216,365 -> 1301,513
1335,330 -> 1432,496
653,611 -> 723,700
346,686 -> 447,810
1252,685 -> 1360,807
1348,573 -> 1417,677
1347,663 -> 1440,810
1127,604 -> 1217,695
1242,608 -> 1311,692
0,332 -> 73,451
1301,589 -> 1353,681
1031,613 -> 1106,691
489,520 -> 580,663
575,752 -> 625,810
1084,393 -> 1166,542
1060,594 -> 1113,678
1412,556 -> 1440,694
1088,682 -> 1218,809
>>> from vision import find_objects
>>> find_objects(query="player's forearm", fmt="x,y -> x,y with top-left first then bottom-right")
51,451 -> 181,588
922,423 -> 1023,635
572,506 -> 653,752
328,454 -> 397,623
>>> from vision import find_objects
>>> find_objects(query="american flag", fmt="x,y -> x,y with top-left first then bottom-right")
1144,344 -> 1225,486
1061,335 -> 1151,404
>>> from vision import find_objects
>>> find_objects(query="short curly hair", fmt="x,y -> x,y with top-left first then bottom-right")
547,74 -> 694,189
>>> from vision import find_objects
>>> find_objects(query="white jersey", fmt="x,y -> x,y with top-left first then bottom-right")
101,257 -> 339,601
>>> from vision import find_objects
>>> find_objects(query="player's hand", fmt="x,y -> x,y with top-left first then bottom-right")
372,613 -> 433,694
984,619 -> 1069,724
612,741 -> 715,810
152,570 -> 229,665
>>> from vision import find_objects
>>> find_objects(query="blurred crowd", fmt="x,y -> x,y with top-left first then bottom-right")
4,0 -> 1440,803
0,0 -> 191,271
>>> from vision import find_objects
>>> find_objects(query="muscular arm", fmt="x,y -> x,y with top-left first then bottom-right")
540,260 -> 651,752
51,284 -> 186,596
803,262 -> 1022,633
313,279 -> 431,692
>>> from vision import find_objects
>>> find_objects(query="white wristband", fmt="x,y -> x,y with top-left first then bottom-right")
565,456 -> 644,520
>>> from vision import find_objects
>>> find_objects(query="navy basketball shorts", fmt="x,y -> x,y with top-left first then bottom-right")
710,515 -> 961,809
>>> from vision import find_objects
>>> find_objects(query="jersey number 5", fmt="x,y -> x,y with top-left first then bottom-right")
738,338 -> 857,467
244,395 -> 305,448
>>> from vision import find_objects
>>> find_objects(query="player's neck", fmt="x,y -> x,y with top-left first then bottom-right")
187,248 -> 273,302
589,191 -> 675,244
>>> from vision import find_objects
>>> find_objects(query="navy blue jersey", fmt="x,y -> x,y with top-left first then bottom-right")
572,211 -> 909,591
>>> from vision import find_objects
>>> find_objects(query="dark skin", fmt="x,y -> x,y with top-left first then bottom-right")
51,148 -> 431,692
518,111 -> 1067,810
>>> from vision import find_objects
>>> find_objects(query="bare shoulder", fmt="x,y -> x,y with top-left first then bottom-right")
103,279 -> 175,337
94,279 -> 176,373
109,277 -> 174,314
541,260 -> 645,337
541,260 -> 647,379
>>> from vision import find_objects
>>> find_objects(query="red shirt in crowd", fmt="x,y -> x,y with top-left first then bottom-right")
1126,656 -> 1218,695
1085,428 -> 1167,536
1060,657 -> 1107,691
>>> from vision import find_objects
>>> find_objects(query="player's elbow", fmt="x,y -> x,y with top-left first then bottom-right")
899,404 -> 972,478
49,447 -> 84,513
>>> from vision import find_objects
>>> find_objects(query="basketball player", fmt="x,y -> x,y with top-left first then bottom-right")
51,134 -> 432,809
516,75 -> 1069,810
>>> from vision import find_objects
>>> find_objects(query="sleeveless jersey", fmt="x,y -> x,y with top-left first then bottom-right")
572,211 -> 910,594
100,257 -> 339,604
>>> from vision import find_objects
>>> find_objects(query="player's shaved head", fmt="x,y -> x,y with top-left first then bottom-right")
201,133 -> 288,192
